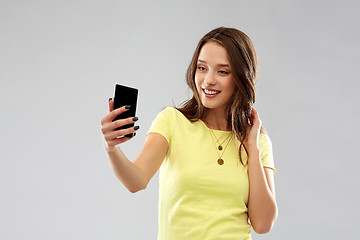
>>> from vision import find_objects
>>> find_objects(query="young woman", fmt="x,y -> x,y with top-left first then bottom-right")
101,27 -> 278,239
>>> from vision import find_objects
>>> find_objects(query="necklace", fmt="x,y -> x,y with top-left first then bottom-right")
208,129 -> 233,165
209,129 -> 233,151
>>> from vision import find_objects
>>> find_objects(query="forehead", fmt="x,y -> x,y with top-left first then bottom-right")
198,41 -> 229,65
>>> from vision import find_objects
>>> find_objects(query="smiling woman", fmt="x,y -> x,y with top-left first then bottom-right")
101,26 -> 277,240
178,27 -> 264,165
195,42 -> 235,113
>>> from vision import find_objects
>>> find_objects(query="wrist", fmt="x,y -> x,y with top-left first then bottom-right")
246,146 -> 260,157
106,145 -> 120,154
103,138 -> 120,153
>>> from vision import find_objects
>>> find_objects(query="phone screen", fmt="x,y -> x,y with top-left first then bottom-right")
113,84 -> 138,137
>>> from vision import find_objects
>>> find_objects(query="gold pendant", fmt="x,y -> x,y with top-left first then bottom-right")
217,158 -> 224,165
218,145 -> 223,151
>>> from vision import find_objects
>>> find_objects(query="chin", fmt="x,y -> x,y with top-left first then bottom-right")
201,101 -> 223,110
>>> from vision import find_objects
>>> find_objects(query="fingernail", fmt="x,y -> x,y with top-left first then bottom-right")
108,98 -> 112,101
133,133 -> 136,137
134,126 -> 140,130
125,105 -> 131,109
132,117 -> 138,121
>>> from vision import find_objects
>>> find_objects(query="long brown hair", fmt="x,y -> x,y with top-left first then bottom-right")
177,26 -> 266,165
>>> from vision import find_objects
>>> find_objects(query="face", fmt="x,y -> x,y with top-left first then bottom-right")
195,41 -> 235,111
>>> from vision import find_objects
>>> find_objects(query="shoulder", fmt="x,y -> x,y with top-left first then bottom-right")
151,107 -> 187,128
258,133 -> 275,171
161,106 -> 177,115
154,107 -> 177,121
258,133 -> 273,156
159,107 -> 191,122
148,107 -> 178,142
259,133 -> 272,147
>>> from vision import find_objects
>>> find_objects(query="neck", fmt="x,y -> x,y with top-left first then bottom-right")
202,108 -> 230,131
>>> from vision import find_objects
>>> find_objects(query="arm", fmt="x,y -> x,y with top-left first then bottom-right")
101,100 -> 168,193
245,108 -> 278,234
105,133 -> 168,193
247,150 -> 278,234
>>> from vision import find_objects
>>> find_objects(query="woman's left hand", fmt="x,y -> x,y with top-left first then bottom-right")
244,107 -> 262,150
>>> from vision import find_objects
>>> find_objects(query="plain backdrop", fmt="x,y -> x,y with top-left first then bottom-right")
1,0 -> 359,239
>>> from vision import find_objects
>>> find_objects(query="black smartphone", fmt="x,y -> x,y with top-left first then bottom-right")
113,84 -> 138,138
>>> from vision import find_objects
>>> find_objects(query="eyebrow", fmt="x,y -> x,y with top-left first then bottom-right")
197,59 -> 230,67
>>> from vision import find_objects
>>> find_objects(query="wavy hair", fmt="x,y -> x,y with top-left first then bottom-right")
177,27 -> 266,165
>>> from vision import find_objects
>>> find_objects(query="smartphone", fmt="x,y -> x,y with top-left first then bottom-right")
113,84 -> 138,138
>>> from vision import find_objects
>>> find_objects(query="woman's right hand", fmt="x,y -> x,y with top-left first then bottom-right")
101,99 -> 139,148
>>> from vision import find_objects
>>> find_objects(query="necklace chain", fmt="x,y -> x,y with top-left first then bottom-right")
208,129 -> 233,165
209,129 -> 233,150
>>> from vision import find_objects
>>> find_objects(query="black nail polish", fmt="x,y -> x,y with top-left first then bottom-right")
108,98 -> 112,101
132,117 -> 138,121
125,105 -> 131,109
134,126 -> 140,130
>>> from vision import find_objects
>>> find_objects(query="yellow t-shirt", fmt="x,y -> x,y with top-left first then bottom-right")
148,107 -> 275,240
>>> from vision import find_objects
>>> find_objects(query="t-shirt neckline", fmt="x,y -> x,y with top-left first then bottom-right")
199,119 -> 232,133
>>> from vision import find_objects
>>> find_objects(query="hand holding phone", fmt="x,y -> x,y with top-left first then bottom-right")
112,84 -> 139,138
101,84 -> 139,148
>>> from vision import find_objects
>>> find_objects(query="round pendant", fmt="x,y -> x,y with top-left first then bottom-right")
218,145 -> 223,150
217,158 -> 224,165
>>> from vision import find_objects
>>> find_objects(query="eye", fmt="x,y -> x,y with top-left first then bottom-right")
219,70 -> 229,75
197,66 -> 207,71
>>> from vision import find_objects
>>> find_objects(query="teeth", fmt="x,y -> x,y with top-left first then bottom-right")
204,89 -> 220,95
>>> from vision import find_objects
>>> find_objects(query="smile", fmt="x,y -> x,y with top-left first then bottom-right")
202,88 -> 221,96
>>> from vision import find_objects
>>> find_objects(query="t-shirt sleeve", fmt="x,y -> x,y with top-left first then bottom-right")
147,107 -> 173,145
259,133 -> 276,172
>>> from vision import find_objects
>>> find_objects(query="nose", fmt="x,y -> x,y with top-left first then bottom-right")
204,70 -> 217,86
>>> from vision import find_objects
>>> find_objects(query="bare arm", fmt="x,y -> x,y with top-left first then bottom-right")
245,107 -> 278,234
247,149 -> 278,234
101,100 -> 168,193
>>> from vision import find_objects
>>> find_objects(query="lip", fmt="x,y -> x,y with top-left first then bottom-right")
202,87 -> 220,92
202,88 -> 221,98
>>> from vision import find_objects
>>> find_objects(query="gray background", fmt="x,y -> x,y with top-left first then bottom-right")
1,0 -> 359,239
